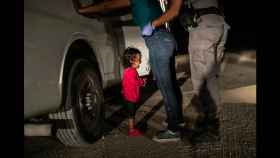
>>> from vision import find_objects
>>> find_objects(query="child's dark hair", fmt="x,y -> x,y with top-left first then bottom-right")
122,47 -> 141,68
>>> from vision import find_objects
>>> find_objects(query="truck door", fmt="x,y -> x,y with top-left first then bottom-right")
72,0 -> 151,77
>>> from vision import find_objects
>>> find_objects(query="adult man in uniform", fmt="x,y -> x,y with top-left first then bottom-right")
183,0 -> 230,130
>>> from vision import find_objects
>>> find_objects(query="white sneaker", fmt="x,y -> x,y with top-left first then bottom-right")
152,130 -> 181,143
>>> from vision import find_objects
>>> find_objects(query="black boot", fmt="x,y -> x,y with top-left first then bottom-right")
184,95 -> 206,132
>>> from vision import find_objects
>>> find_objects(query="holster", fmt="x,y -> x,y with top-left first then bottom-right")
179,6 -> 223,31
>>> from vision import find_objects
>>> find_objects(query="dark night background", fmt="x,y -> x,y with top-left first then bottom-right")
172,0 -> 256,54
20,1 -> 259,157
222,0 -> 256,51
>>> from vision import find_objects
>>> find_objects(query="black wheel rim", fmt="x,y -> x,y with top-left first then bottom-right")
75,70 -> 101,135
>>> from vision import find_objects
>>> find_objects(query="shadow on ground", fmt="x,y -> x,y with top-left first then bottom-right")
25,103 -> 256,158
102,73 -> 189,137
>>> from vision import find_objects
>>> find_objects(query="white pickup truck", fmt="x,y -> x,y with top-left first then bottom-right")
24,0 -> 152,146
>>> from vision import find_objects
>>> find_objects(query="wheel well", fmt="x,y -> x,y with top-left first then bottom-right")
61,39 -> 102,109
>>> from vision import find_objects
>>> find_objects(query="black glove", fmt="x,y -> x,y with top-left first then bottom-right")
179,9 -> 198,31
179,0 -> 198,31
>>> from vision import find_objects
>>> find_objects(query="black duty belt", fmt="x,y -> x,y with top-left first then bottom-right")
195,7 -> 223,18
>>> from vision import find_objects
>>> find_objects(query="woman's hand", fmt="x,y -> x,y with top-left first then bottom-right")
78,8 -> 86,14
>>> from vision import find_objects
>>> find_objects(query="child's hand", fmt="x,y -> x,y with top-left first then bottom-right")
143,78 -> 147,86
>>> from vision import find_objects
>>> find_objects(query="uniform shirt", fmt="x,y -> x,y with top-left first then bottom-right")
190,0 -> 218,9
190,0 -> 225,27
130,0 -> 163,31
122,67 -> 145,103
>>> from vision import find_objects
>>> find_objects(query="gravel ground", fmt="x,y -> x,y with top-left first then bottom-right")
25,54 -> 256,158
24,103 -> 256,158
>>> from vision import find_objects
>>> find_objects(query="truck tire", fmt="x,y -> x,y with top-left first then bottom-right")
49,59 -> 104,146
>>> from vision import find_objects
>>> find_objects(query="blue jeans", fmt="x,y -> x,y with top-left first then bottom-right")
143,30 -> 183,131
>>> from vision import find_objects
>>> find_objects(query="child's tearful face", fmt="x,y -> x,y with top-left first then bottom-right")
131,54 -> 141,69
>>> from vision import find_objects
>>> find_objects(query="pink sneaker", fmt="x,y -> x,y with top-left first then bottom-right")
128,128 -> 143,137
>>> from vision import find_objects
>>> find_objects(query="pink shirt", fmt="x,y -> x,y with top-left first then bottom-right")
122,67 -> 145,103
